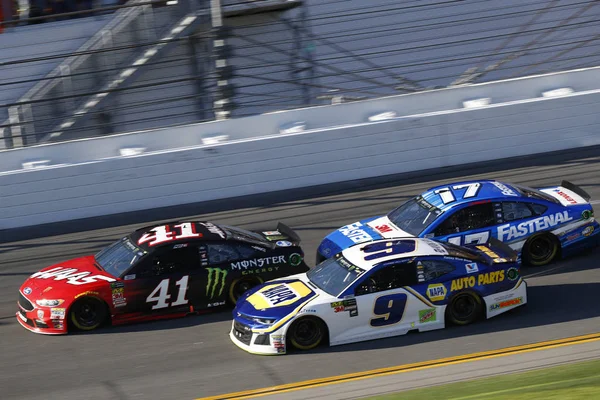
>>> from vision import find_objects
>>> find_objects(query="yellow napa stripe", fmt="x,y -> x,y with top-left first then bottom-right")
251,294 -> 318,334
247,281 -> 313,310
197,332 -> 600,400
403,286 -> 435,307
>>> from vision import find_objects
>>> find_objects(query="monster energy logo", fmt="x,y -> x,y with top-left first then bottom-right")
206,268 -> 228,299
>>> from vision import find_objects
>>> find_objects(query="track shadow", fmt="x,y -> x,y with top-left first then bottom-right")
520,245 -> 600,279
73,306 -> 235,335
288,282 -> 600,356
3,144 -> 600,244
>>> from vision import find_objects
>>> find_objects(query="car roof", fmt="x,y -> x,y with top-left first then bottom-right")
342,238 -> 458,270
420,180 -> 523,212
128,221 -> 231,250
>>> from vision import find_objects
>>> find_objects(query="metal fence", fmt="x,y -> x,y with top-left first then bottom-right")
2,0 -> 600,149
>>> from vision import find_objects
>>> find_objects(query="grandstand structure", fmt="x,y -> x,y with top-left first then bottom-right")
1,0 -> 599,149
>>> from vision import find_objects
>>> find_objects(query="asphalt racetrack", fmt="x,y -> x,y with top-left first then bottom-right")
2,147 -> 600,400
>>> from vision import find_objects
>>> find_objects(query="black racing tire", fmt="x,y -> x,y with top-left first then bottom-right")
69,297 -> 108,332
228,277 -> 261,305
446,291 -> 483,326
522,233 -> 560,266
288,317 -> 327,351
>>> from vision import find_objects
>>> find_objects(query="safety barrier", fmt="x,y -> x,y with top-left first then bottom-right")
2,67 -> 600,230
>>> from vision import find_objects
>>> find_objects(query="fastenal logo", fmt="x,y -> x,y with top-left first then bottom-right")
206,268 -> 228,299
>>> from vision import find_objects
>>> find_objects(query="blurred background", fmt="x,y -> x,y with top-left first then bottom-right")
1,0 -> 600,149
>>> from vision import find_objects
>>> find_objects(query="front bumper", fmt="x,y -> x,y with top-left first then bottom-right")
229,319 -> 286,355
16,297 -> 68,335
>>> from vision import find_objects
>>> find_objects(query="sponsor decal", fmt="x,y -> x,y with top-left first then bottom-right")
492,181 -> 519,196
37,309 -> 45,320
506,267 -> 519,281
259,285 -> 297,306
23,287 -> 32,295
42,287 -> 53,293
110,282 -> 126,307
582,210 -> 593,219
52,320 -> 64,329
206,268 -> 228,299
419,308 -> 436,323
247,282 -> 312,309
231,256 -> 286,270
75,291 -> 100,299
299,309 -> 317,313
252,246 -> 267,252
476,246 -> 500,259
489,296 -> 523,311
330,298 -> 358,316
339,222 -> 373,243
374,224 -> 393,233
31,267 -> 116,285
50,308 -> 66,319
583,226 -> 594,237
173,243 -> 188,249
242,266 -> 280,276
450,271 -> 504,291
426,284 -> 447,302
199,222 -> 226,239
427,240 -> 447,254
124,274 -> 136,280
272,335 -> 286,353
465,263 -> 479,274
276,240 -> 292,247
554,189 -> 578,204
207,300 -> 226,308
497,211 -> 573,241
566,232 -> 580,241
289,253 -> 303,267
262,231 -> 281,236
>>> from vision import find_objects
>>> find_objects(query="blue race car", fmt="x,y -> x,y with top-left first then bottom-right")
318,180 -> 599,267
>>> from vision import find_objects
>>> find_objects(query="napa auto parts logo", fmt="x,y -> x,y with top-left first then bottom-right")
497,211 -> 573,241
30,267 -> 116,285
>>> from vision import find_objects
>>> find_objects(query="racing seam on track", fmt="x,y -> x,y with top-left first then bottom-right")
197,332 -> 600,400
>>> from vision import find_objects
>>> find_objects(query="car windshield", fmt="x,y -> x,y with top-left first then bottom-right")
512,184 -> 560,204
95,238 -> 147,278
307,256 -> 366,296
387,196 -> 442,236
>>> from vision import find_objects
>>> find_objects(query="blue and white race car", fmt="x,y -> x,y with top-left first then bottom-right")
318,180 -> 599,266
229,237 -> 526,355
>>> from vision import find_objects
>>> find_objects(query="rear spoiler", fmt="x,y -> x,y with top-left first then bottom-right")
277,222 -> 302,243
561,180 -> 591,201
467,237 -> 519,264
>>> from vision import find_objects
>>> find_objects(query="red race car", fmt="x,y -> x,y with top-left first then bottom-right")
17,220 -> 308,334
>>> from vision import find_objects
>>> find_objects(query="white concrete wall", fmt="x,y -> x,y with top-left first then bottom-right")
0,65 -> 598,173
2,70 -> 600,229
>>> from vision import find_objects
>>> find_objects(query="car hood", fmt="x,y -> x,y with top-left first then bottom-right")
319,215 -> 414,255
235,275 -> 322,320
20,256 -> 117,299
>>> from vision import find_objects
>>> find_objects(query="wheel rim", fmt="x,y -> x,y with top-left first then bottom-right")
74,301 -> 100,328
451,294 -> 476,322
292,319 -> 321,347
529,236 -> 555,262
232,280 -> 254,301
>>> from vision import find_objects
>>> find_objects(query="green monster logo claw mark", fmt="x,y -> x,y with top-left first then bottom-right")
289,253 -> 303,267
206,268 -> 228,299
